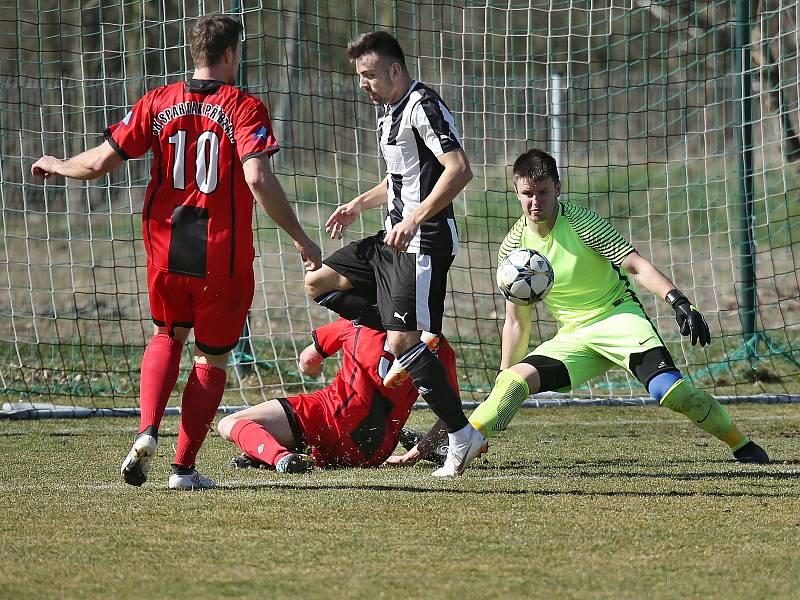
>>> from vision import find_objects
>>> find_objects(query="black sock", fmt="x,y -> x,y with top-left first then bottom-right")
138,425 -> 158,440
170,463 -> 195,475
314,291 -> 384,330
399,343 -> 468,433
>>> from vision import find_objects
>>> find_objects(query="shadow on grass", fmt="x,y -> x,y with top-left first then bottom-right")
546,458 -> 725,468
562,469 -> 800,480
217,479 -> 800,499
487,458 -> 800,480
542,457 -> 800,469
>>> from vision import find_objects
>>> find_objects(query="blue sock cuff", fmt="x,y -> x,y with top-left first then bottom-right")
648,370 -> 683,403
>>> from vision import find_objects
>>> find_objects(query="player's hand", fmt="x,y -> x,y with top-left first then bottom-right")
31,156 -> 62,179
295,238 -> 322,271
384,217 -> 419,251
383,445 -> 421,467
325,200 -> 361,239
298,345 -> 324,377
667,290 -> 711,346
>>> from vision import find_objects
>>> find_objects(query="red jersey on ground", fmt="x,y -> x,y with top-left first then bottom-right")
288,319 -> 459,467
105,79 -> 279,279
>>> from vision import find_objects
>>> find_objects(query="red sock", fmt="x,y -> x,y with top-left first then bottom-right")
173,363 -> 227,468
230,419 -> 291,466
138,334 -> 183,434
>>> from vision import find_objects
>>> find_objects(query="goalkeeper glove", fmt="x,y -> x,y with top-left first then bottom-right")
665,289 -> 711,347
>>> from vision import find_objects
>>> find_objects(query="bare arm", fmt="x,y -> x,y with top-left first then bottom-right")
243,155 -> 322,270
500,301 -> 533,369
384,149 -> 473,250
620,251 -> 677,299
31,141 -> 122,181
383,418 -> 448,467
298,343 -> 324,377
414,418 -> 447,457
352,176 -> 390,211
410,149 -> 472,224
325,176 -> 389,239
621,250 -> 711,346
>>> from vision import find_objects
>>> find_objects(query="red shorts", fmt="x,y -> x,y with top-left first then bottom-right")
284,390 -> 402,468
147,262 -> 254,355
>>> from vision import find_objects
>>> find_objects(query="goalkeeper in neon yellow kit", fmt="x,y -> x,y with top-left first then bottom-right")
467,149 -> 768,468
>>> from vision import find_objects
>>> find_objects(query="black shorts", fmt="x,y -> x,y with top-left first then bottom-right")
323,232 -> 454,333
276,397 -> 305,451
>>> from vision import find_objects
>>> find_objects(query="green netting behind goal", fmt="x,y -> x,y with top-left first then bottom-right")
1,1 -> 798,416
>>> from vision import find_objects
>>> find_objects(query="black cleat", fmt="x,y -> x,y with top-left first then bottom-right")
399,428 -> 422,452
424,442 -> 448,467
733,440 -> 770,464
275,453 -> 313,474
399,427 -> 447,466
230,453 -> 269,470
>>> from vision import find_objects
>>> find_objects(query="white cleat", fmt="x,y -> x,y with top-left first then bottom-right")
168,469 -> 215,491
120,434 -> 158,487
432,426 -> 487,477
382,359 -> 410,389
382,332 -> 440,388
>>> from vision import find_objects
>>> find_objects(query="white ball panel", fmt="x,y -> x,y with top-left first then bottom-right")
509,279 -> 532,299
529,273 -> 552,294
507,250 -> 531,268
497,263 -> 519,287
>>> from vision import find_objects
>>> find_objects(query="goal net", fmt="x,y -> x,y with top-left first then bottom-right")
2,0 -> 798,417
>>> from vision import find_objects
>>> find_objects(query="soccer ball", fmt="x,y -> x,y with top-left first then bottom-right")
496,248 -> 554,305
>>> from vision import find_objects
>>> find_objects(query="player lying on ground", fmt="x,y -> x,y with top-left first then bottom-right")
217,318 -> 468,472
31,15 -> 322,490
464,149 -> 769,470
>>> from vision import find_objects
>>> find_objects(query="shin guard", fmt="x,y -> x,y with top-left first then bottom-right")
400,343 -> 469,433
659,379 -> 747,449
173,363 -> 227,468
469,370 -> 530,437
230,419 -> 290,466
138,333 -> 183,436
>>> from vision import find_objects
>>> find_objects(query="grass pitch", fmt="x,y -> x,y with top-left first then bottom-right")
1,404 -> 799,600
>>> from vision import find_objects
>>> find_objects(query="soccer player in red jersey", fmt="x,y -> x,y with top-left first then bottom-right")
217,318 -> 463,472
31,15 -> 322,490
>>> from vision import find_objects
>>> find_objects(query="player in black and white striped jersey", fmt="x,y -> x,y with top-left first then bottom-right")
376,79 -> 461,256
304,30 -> 486,477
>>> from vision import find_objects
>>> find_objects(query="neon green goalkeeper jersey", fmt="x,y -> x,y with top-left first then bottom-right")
498,199 -> 637,331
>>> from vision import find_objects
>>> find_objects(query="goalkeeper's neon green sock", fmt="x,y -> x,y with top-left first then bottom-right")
469,369 -> 530,437
659,379 -> 748,450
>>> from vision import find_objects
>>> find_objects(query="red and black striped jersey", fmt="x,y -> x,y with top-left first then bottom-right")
105,79 -> 279,279
311,318 -> 459,466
